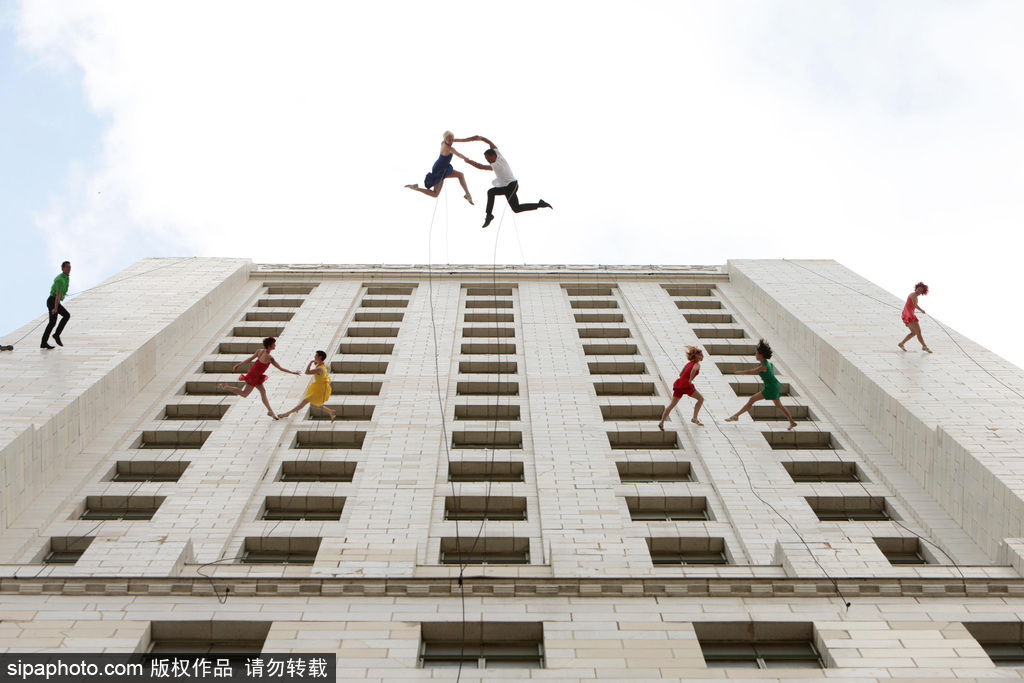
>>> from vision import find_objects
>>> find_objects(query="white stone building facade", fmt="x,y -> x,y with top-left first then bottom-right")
1,257 -> 1023,679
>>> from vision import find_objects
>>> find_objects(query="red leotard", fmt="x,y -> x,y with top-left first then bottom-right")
672,360 -> 699,398
240,359 -> 270,387
901,295 -> 918,326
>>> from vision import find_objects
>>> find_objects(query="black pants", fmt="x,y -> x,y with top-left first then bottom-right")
485,181 -> 543,217
42,296 -> 70,343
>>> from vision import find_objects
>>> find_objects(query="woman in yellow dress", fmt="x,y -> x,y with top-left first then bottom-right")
280,350 -> 335,420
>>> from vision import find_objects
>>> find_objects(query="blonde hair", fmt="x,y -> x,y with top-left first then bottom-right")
685,345 -> 702,361
442,130 -> 454,140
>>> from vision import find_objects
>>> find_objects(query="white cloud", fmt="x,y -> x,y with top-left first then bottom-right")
14,0 -> 1024,364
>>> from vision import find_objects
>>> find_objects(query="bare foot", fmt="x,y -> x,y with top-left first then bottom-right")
329,411 -> 336,422
691,418 -> 703,427
788,421 -> 798,431
464,193 -> 474,205
898,343 -> 906,351
268,411 -> 279,420
922,346 -> 932,353
725,415 -> 739,422
657,422 -> 665,431
404,184 -> 418,189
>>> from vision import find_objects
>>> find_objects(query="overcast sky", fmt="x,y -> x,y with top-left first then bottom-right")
1,1 -> 1022,366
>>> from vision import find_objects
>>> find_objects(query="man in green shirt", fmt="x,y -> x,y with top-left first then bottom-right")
41,261 -> 71,349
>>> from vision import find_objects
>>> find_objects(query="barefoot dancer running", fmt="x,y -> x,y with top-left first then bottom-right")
725,339 -> 797,430
658,346 -> 705,429
280,350 -> 336,420
405,131 -> 475,204
899,282 -> 931,353
217,337 -> 299,420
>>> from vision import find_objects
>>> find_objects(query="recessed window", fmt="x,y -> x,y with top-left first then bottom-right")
439,537 -> 529,565
607,431 -> 677,450
241,537 -> 321,564
111,461 -> 189,482
444,496 -> 527,521
749,406 -> 815,422
578,327 -> 631,339
163,404 -> 230,420
353,311 -> 404,322
647,537 -> 726,565
360,297 -> 409,308
137,431 -> 211,450
964,623 -> 1024,667
262,496 -> 345,521
464,312 -> 515,323
626,496 -> 709,521
264,283 -> 315,295
874,537 -> 929,565
703,343 -> 755,356
695,622 -> 824,669
570,299 -> 618,309
582,343 -> 638,355
279,460 -> 356,482
81,496 -> 164,521
454,404 -> 520,420
346,326 -> 399,338
675,299 -> 723,310
256,298 -> 303,308
574,313 -> 624,323
233,325 -> 285,338
617,461 -> 692,482
663,285 -> 715,297
420,622 -> 543,669
601,405 -> 663,421
149,621 -> 271,654
307,404 -> 373,421
806,496 -> 892,521
463,327 -> 515,338
588,362 -> 647,375
465,287 -> 514,296
459,361 -> 518,374
293,430 -> 366,449
763,431 -> 838,450
338,342 -> 394,354
448,461 -> 524,482
201,360 -> 250,374
451,431 -> 523,449
244,311 -> 295,322
564,286 -> 614,296
43,537 -> 94,564
594,381 -> 656,396
184,381 -> 234,396
782,461 -> 861,483
465,299 -> 513,309
461,342 -> 516,354
331,381 -> 382,395
693,328 -> 746,339
217,342 -> 263,354
683,313 -> 733,324
365,285 -> 414,295
456,381 -> 519,396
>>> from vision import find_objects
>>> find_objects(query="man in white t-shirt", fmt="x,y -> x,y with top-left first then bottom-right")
464,135 -> 552,228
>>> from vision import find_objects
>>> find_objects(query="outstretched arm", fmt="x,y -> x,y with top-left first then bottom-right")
472,135 -> 497,149
464,158 -> 492,171
270,357 -> 300,375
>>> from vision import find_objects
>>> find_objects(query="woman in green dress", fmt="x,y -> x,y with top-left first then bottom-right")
725,339 -> 797,430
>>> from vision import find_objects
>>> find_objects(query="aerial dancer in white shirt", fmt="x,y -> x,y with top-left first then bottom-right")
463,135 -> 552,228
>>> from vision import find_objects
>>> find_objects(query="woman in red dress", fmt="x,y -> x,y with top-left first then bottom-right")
659,345 -> 705,429
898,282 -> 931,353
218,337 -> 300,419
